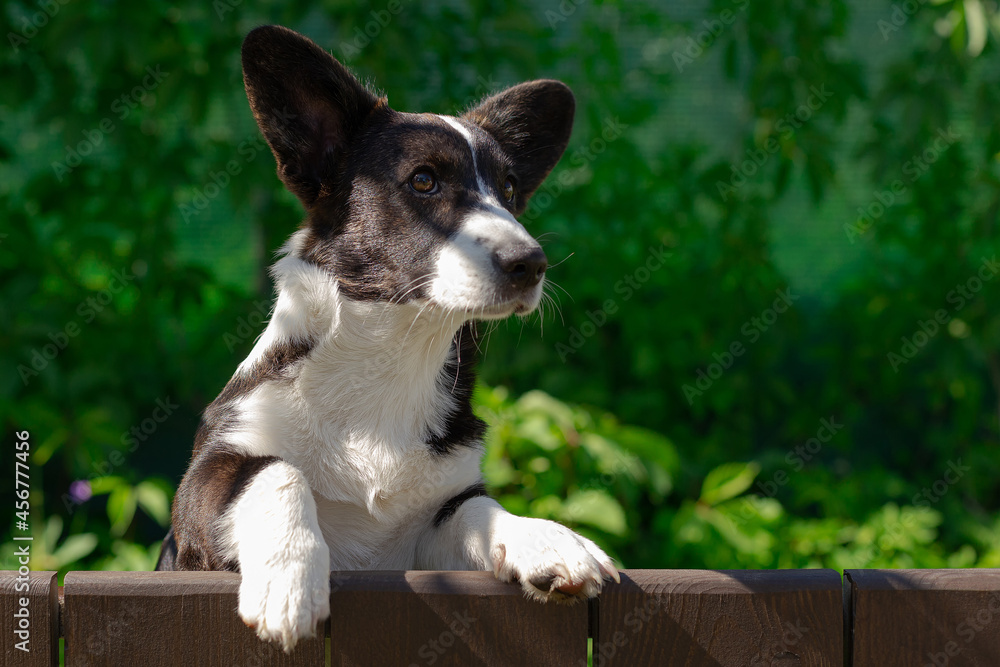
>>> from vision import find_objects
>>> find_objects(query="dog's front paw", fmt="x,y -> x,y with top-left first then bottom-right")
490,516 -> 619,603
238,542 -> 330,652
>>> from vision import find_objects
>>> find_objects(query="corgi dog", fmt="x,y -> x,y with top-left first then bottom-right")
157,25 -> 618,651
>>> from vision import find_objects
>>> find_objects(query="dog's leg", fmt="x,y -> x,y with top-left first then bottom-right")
418,486 -> 619,602
173,450 -> 330,652
223,458 -> 330,651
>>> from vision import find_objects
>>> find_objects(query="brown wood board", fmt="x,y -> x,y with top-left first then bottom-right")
846,569 -> 1000,667
594,569 -> 843,666
327,570 -> 588,666
0,570 -> 58,667
62,570 -> 324,667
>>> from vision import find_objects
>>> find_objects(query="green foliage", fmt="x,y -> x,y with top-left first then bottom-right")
480,387 -> 998,570
2,0 -> 999,576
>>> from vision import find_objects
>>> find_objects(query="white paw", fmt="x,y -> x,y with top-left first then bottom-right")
490,516 -> 619,603
237,538 -> 330,652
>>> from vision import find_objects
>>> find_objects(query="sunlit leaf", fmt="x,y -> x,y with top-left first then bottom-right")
699,462 -> 761,507
560,489 -> 628,536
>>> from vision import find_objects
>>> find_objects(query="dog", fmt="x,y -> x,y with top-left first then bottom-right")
156,24 -> 619,651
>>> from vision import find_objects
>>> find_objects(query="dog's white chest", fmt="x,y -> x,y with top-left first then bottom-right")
309,442 -> 484,569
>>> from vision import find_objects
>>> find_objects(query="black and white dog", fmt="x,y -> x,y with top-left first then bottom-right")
157,25 -> 618,651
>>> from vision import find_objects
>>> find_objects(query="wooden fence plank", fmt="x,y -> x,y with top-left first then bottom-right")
594,569 -> 842,666
19,567 -> 1000,665
0,570 -> 58,667
327,570 -> 588,666
846,569 -> 1000,667
63,571 -> 324,667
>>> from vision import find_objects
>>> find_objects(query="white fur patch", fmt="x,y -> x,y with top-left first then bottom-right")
439,115 -> 495,202
219,460 -> 330,652
429,208 -> 543,316
418,495 -> 619,601
226,294 -> 470,506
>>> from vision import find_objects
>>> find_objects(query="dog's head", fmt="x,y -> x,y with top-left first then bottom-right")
241,25 -> 574,320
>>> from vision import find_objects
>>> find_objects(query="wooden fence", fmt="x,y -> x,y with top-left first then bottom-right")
3,569 -> 1000,666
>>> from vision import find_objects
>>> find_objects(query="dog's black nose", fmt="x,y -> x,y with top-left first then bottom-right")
496,245 -> 547,290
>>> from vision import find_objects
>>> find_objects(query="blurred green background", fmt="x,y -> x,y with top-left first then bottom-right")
2,0 -> 1000,575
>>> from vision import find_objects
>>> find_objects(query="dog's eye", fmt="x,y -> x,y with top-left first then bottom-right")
502,177 -> 515,203
410,171 -> 437,194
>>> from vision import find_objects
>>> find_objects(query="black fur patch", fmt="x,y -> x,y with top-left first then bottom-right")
434,482 -> 489,527
242,25 -> 383,207
427,322 -> 486,455
214,338 -> 313,406
298,114 -> 518,304
155,526 -> 177,571
162,448 -> 280,572
462,80 -> 575,214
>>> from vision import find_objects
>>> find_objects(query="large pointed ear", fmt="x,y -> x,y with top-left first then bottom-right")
462,80 -> 575,210
241,25 -> 382,208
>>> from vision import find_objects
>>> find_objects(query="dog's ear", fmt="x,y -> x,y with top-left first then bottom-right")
242,25 -> 382,208
463,80 -> 575,212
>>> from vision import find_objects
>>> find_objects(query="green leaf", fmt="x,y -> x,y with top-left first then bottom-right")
702,505 -> 775,560
559,489 -> 627,536
610,425 -> 680,475
107,485 -> 137,537
515,414 -> 562,451
42,515 -> 63,549
517,390 -> 577,430
483,457 -> 517,487
136,480 -> 171,526
51,533 -> 99,568
699,462 -> 761,506
529,495 -> 564,519
89,476 -> 127,496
